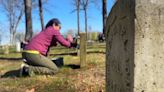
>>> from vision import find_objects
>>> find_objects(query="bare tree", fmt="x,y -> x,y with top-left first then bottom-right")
81,0 -> 89,39
72,0 -> 81,35
32,0 -> 48,30
24,0 -> 33,42
0,0 -> 24,44
102,0 -> 107,35
38,0 -> 44,30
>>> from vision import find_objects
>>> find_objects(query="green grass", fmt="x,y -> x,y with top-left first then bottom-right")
0,42 -> 105,92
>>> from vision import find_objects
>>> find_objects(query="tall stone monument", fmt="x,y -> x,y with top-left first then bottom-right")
106,0 -> 164,92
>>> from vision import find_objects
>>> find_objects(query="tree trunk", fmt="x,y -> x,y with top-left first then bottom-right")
102,0 -> 107,35
24,0 -> 33,42
9,12 -> 13,44
77,0 -> 80,35
38,0 -> 44,30
84,8 -> 88,39
13,8 -> 24,44
81,0 -> 88,39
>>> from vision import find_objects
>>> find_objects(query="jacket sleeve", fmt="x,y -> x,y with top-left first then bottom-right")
54,31 -> 71,48
50,37 -> 57,46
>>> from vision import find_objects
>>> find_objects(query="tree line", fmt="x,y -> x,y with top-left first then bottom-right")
0,0 -> 108,44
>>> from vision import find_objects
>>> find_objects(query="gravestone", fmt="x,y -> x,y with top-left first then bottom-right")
16,42 -> 21,52
80,33 -> 86,68
106,0 -> 164,92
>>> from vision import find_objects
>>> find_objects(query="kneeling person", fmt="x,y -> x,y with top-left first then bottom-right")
20,18 -> 77,76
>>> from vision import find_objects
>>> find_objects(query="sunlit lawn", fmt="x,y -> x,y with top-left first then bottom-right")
0,42 -> 105,92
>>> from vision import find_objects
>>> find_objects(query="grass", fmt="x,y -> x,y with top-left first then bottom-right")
0,42 -> 105,92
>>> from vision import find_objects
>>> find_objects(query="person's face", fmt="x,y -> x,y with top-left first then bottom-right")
53,24 -> 61,30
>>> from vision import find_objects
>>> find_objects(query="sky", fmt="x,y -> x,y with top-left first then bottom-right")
0,0 -> 115,45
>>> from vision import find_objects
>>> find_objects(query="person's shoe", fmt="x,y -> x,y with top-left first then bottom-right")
51,57 -> 64,68
19,63 -> 34,77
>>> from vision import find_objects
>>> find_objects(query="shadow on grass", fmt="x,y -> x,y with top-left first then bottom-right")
52,57 -> 80,69
1,69 -> 20,78
49,51 -> 105,57
0,57 -> 22,61
64,64 -> 80,69
49,52 -> 77,56
1,64 -> 80,78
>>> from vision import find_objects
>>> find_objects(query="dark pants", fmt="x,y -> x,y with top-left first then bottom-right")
22,52 -> 58,75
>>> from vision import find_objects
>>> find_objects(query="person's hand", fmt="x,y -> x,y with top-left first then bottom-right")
66,35 -> 73,43
71,42 -> 80,49
70,42 -> 77,48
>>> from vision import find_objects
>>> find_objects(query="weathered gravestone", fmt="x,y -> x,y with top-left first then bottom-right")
16,42 -> 21,52
106,0 -> 164,92
80,33 -> 86,68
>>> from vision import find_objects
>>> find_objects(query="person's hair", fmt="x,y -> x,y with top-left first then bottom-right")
45,18 -> 61,28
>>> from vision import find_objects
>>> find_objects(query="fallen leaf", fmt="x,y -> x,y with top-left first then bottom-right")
25,88 -> 35,92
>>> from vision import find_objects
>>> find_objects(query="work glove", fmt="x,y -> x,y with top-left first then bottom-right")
71,36 -> 80,49
70,42 -> 78,48
71,42 -> 80,49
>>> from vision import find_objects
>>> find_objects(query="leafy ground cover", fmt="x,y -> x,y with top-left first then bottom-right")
0,42 -> 105,92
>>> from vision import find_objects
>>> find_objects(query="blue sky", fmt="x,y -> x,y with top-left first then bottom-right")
0,0 -> 115,44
